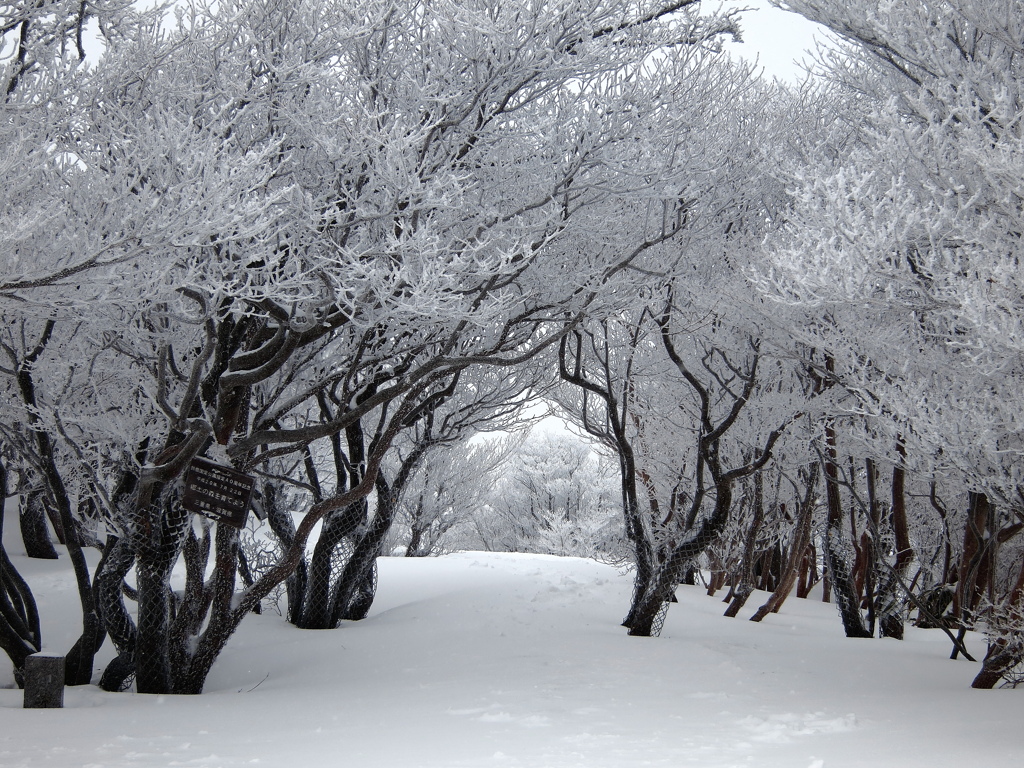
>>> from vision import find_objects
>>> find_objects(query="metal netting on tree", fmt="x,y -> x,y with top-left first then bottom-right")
625,511 -> 728,638
134,490 -> 192,692
297,502 -> 365,629
324,535 -> 357,622
96,533 -> 140,692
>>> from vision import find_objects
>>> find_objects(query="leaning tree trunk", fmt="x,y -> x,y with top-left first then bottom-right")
750,463 -> 820,622
725,473 -> 764,618
628,483 -> 736,638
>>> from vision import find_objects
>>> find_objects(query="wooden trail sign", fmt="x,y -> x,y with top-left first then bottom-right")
181,457 -> 255,529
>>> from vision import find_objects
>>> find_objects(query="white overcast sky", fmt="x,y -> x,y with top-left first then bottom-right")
715,0 -> 829,83
68,2 -> 825,83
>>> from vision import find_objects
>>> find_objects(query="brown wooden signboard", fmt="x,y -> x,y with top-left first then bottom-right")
181,457 -> 255,529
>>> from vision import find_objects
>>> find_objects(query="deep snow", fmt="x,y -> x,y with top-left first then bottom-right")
1,536 -> 1021,768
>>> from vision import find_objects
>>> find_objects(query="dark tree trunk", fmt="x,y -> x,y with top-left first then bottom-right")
134,557 -> 173,694
97,536 -> 138,691
751,463 -> 819,622
170,510 -> 245,695
168,526 -> 214,679
133,492 -> 192,694
823,522 -> 872,638
628,483 -> 736,637
878,456 -> 913,640
725,473 -> 765,618
971,641 -> 1023,689
625,571 -> 678,637
406,525 -> 425,557
18,490 -> 58,560
954,492 -> 991,623
16,320 -> 106,684
821,423 -> 871,638
619,442 -> 657,631
265,484 -> 307,626
0,547 -> 40,687
796,538 -> 819,599
1,459 -> 42,687
707,568 -> 727,597
331,476 -> 398,624
972,556 -> 1024,689
295,503 -> 364,629
862,458 -> 881,635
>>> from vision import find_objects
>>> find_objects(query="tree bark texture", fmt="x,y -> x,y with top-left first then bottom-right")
725,473 -> 764,618
18,491 -> 58,560
877,456 -> 913,640
750,463 -> 820,622
821,423 -> 871,638
971,554 -> 1024,688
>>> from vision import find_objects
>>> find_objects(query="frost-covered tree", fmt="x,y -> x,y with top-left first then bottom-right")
0,0 -> 177,687
475,430 -> 622,557
400,434 -> 524,557
764,0 -> 1024,686
1,0 -> 747,693
551,64 -> 803,636
559,290 -> 799,636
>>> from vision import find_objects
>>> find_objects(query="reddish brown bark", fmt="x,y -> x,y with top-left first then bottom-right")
750,464 -> 819,622
972,556 -> 1024,689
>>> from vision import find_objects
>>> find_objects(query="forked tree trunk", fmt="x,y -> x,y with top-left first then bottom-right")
331,469 -> 411,624
263,482 -> 307,626
168,524 -> 215,679
627,484 -> 736,637
295,503 -> 364,629
331,509 -> 385,624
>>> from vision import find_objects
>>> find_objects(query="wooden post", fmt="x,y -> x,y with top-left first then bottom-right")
23,652 -> 65,708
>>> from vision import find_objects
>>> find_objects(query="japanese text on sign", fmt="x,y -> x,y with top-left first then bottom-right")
181,457 -> 255,529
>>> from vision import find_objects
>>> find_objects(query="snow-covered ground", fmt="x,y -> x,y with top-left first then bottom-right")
1,538 -> 1021,768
